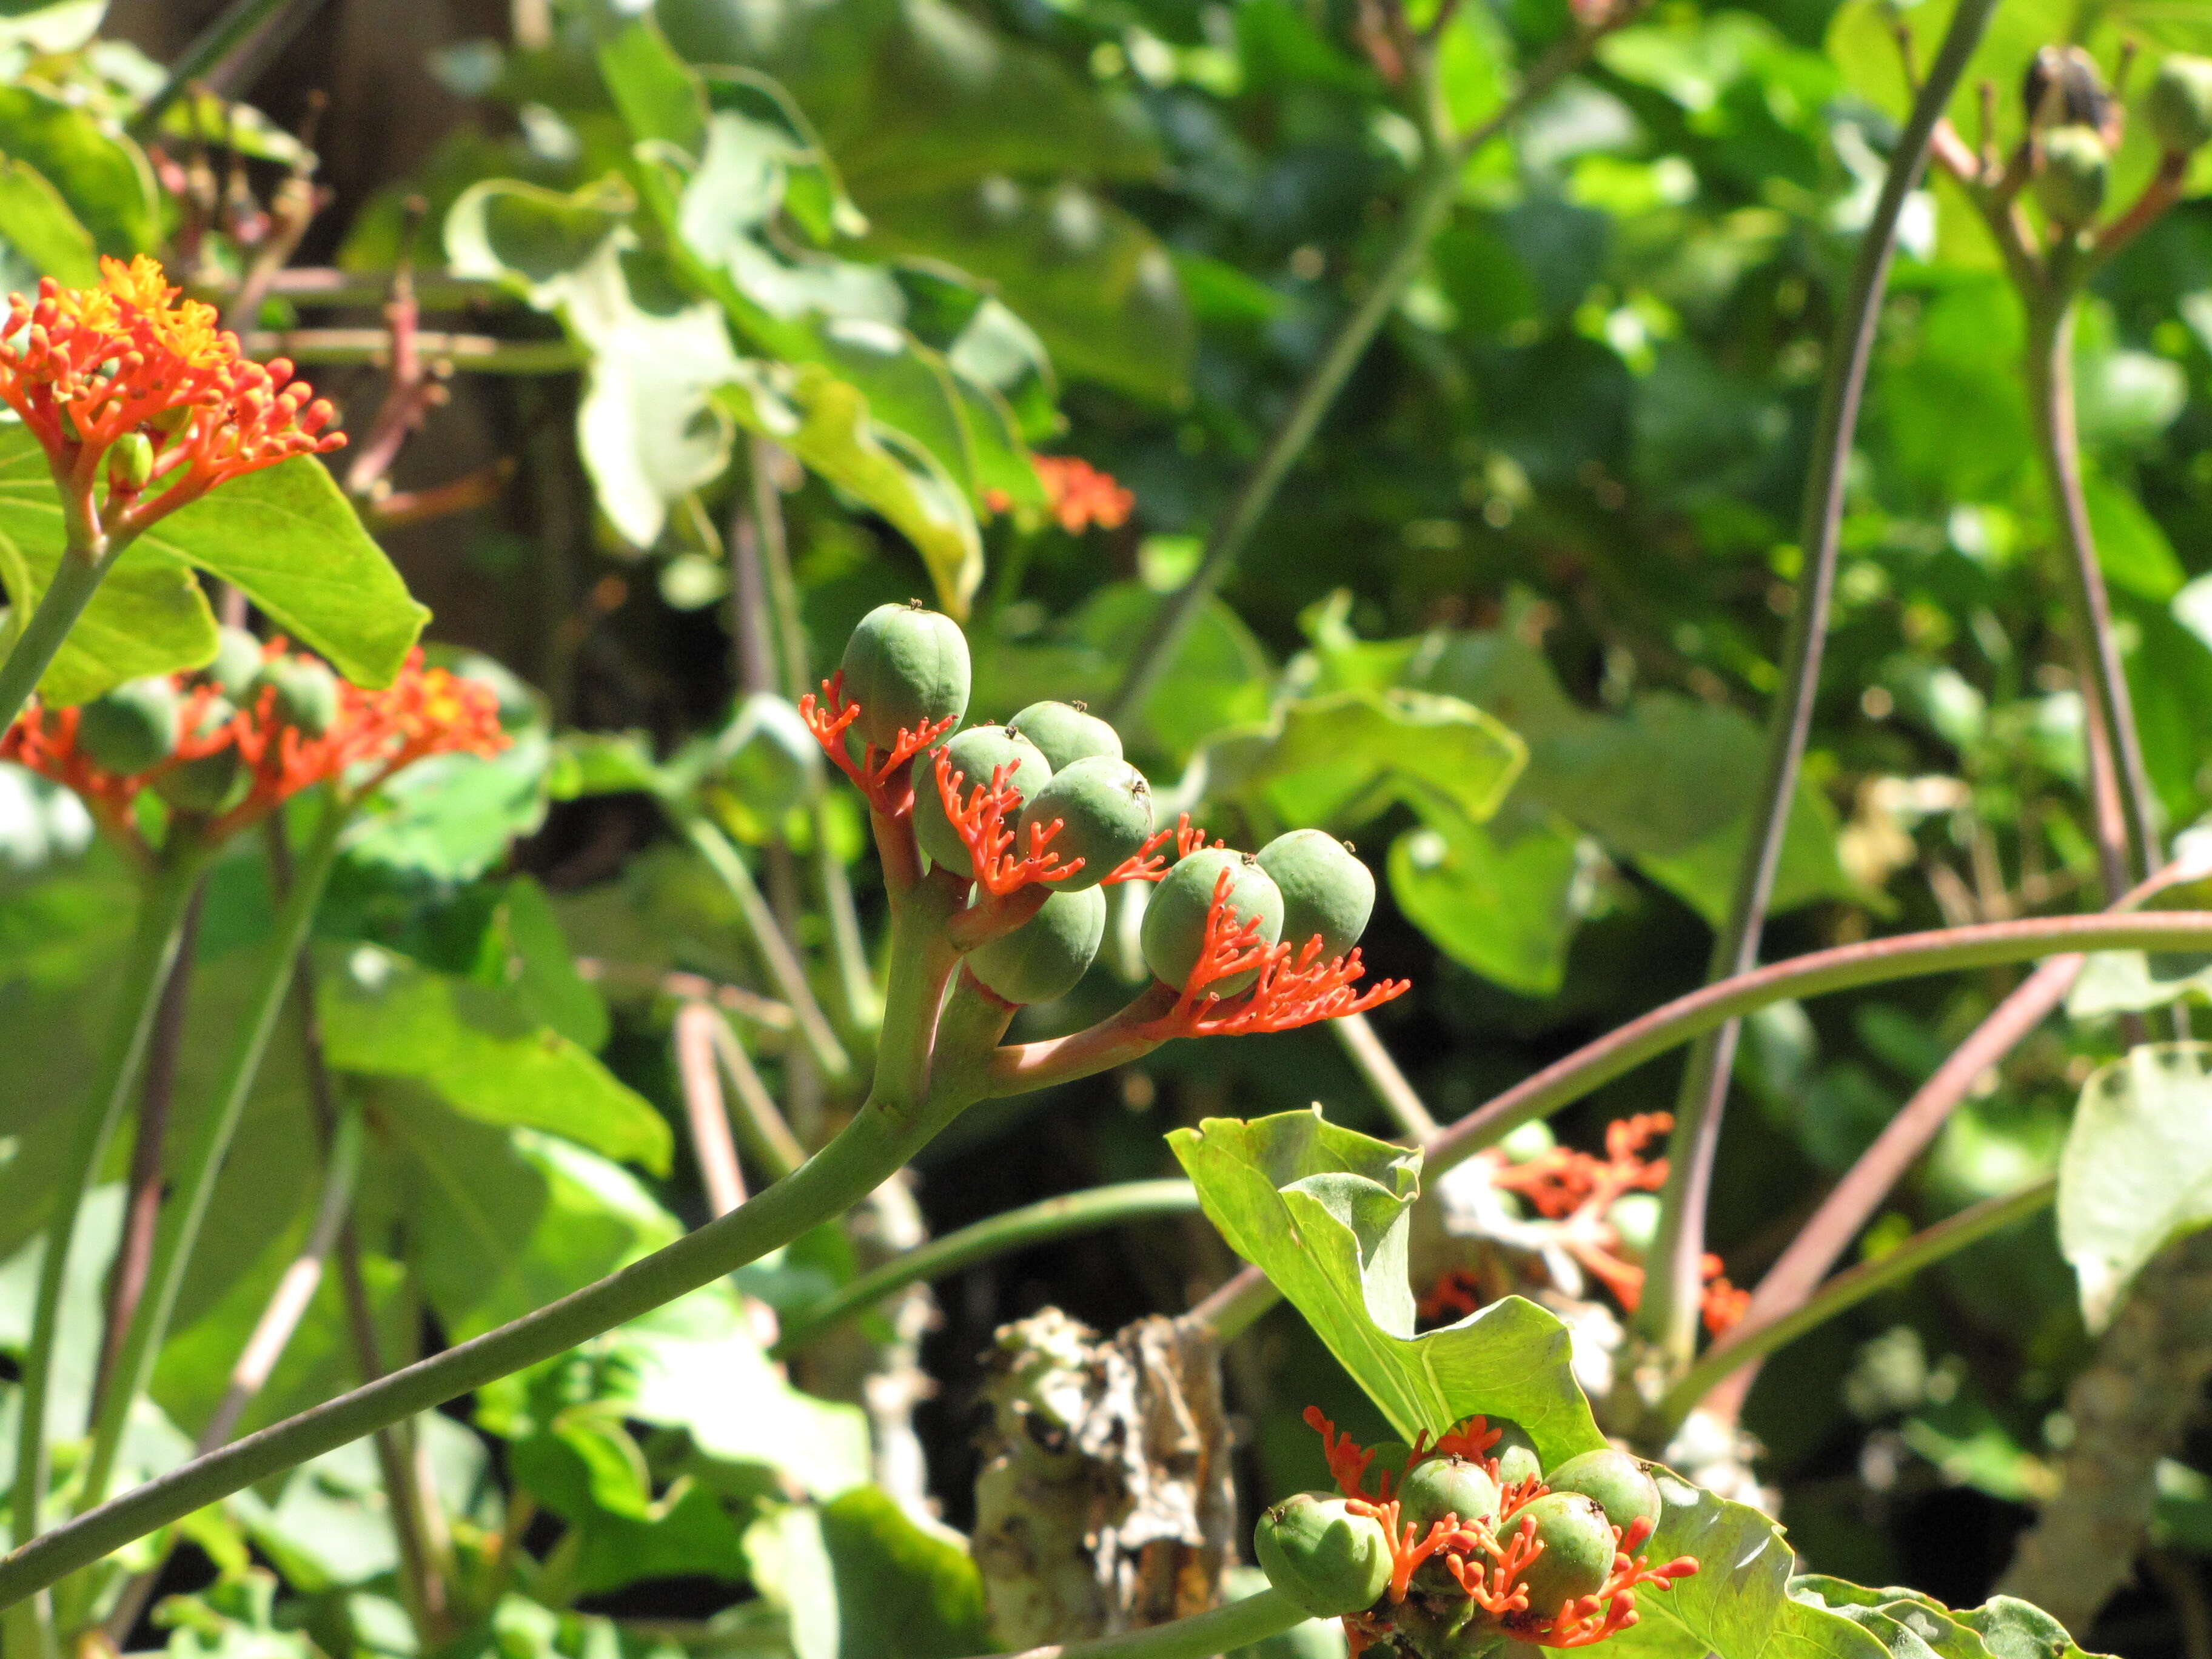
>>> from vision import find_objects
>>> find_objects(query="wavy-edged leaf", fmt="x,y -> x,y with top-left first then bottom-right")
1168,1110 -> 1606,1461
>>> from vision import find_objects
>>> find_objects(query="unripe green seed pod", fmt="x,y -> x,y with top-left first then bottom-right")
1503,1493 -> 1615,1620
1498,1120 -> 1555,1165
107,431 -> 154,493
1016,757 -> 1151,891
199,628 -> 265,701
914,726 -> 1051,873
75,679 -> 181,775
252,657 -> 341,737
154,699 -> 244,815
1488,1419 -> 1543,1488
1253,1492 -> 1393,1618
1398,1453 -> 1501,1537
1543,1449 -> 1663,1536
839,602 -> 970,751
968,884 -> 1107,1004
714,691 -> 822,822
1257,830 -> 1374,960
1390,1592 -> 1483,1658
1607,1192 -> 1661,1261
2146,55 -> 2212,155
1139,846 -> 1284,996
1007,700 -> 1122,772
2034,125 -> 2108,227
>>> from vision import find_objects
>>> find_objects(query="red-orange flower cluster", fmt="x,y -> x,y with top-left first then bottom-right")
1419,1115 -> 1748,1337
985,455 -> 1134,534
1,646 -> 506,857
0,256 -> 343,531
798,671 -> 957,820
933,746 -> 1082,895
1304,1408 -> 1697,1656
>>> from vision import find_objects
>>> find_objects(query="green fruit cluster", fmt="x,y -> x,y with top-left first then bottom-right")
830,604 -> 1382,1008
1252,1420 -> 1669,1654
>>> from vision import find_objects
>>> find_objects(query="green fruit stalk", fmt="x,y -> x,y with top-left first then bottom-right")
1007,699 -> 1122,771
1258,829 -> 1374,959
1543,1449 -> 1663,1535
967,885 -> 1107,1005
915,725 -> 1051,872
839,602 -> 970,751
74,679 -> 181,776
1253,1492 -> 1393,1618
1140,846 -> 1284,995
1017,757 -> 1151,891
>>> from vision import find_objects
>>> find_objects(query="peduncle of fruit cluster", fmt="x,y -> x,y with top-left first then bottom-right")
799,600 -> 1407,1030
1260,1410 -> 1698,1658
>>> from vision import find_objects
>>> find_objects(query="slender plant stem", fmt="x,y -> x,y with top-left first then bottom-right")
675,1002 -> 748,1216
0,883 -> 991,1610
76,802 -> 348,1518
100,1101 -> 366,1647
1332,1012 -> 1437,1138
702,1012 -> 806,1180
2026,292 -> 2160,886
1641,0 -> 2002,1364
9,841 -> 207,1550
0,541 -> 129,739
670,806 -> 850,1081
93,886 -> 206,1410
128,0 -> 333,136
1187,911 -> 2212,1342
771,1180 -> 1200,1357
1654,1178 -> 2056,1432
960,1588 -> 1311,1659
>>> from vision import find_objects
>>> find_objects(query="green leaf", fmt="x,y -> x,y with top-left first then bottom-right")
548,728 -> 667,799
1196,688 -> 1527,831
718,363 -> 980,615
2082,472 -> 2185,603
743,1489 -> 993,1659
0,155 -> 98,286
1388,811 -> 1585,997
141,455 -> 430,688
340,732 -> 552,883
1167,1109 -> 1607,1460
2056,1042 -> 2212,1332
0,2 -> 106,56
317,942 -> 672,1174
0,82 -> 156,255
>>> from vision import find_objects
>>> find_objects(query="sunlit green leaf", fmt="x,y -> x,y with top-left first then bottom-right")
2056,1042 -> 2212,1331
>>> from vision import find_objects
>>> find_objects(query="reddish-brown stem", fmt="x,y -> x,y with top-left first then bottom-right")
985,982 -> 1181,1094
675,1002 -> 747,1218
2093,150 -> 2190,265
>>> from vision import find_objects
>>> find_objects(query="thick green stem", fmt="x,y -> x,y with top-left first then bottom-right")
0,541 -> 127,738
1654,1178 -> 2055,1433
1641,0 -> 2002,1366
75,802 -> 348,1518
0,879 -> 982,1610
2026,294 -> 2160,886
9,843 -> 207,1550
772,1180 -> 1200,1357
671,806 -> 852,1081
962,1588 -> 1312,1659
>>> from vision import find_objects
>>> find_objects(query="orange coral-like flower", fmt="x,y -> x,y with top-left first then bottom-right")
797,671 -> 957,820
1,645 -> 506,859
931,744 -> 1081,895
1102,813 -> 1223,885
0,256 -> 343,532
985,455 -> 1134,534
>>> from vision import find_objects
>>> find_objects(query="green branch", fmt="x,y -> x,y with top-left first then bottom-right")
771,1180 -> 1200,1357
1643,0 -> 2002,1364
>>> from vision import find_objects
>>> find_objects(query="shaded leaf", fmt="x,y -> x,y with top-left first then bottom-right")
1388,811 -> 1585,997
2057,1042 -> 2212,1331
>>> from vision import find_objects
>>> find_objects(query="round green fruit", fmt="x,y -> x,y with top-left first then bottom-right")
1607,1193 -> 1661,1261
715,692 -> 822,822
1257,829 -> 1374,960
2034,125 -> 2108,227
1488,1420 -> 1543,1488
1502,1493 -> 1614,1621
1139,846 -> 1284,996
1497,1120 -> 1555,1165
1253,1492 -> 1393,1619
153,700 -> 244,815
75,679 -> 180,776
2146,55 -> 2212,155
967,885 -> 1107,1005
1398,1453 -> 1501,1537
198,628 -> 265,701
1542,1449 -> 1661,1537
1016,757 -> 1151,891
1007,700 -> 1122,772
839,602 -> 970,751
253,657 -> 341,737
914,725 -> 1051,873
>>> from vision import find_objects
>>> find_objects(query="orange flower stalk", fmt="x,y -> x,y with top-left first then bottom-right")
798,671 -> 957,820
0,257 -> 343,537
1,647 -> 506,860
